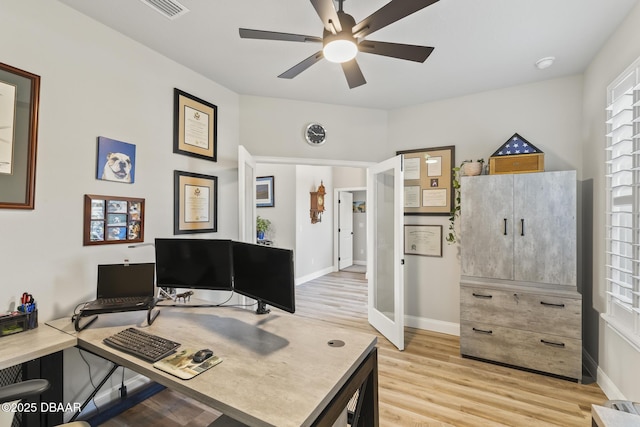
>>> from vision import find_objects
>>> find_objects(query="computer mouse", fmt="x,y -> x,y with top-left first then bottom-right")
192,349 -> 214,363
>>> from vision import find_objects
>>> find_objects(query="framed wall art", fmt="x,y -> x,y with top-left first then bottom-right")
0,62 -> 40,209
83,194 -> 145,246
173,88 -> 217,162
404,224 -> 443,257
256,175 -> 275,207
174,170 -> 217,234
96,136 -> 136,183
397,145 -> 455,215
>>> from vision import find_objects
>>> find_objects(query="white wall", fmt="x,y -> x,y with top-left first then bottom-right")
239,95 -> 388,162
0,0 -> 240,413
582,1 -> 640,401
388,75 -> 584,331
295,166 -> 333,282
255,163 -> 296,250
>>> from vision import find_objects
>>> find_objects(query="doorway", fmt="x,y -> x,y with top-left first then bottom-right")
334,187 -> 367,274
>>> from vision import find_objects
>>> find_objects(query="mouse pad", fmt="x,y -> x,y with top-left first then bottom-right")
153,348 -> 222,380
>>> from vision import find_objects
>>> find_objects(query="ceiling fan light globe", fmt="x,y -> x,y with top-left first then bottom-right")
323,39 -> 357,63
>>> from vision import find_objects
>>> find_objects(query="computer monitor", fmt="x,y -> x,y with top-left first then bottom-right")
155,238 -> 233,291
232,242 -> 295,314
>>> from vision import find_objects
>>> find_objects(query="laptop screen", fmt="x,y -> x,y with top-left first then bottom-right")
97,263 -> 155,299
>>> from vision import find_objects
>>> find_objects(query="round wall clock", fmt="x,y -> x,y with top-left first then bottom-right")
305,123 -> 327,146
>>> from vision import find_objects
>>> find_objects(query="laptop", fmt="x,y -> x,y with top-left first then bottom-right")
82,263 -> 157,315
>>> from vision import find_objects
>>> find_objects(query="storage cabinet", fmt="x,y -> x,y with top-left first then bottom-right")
459,171 -> 582,380
460,171 -> 576,286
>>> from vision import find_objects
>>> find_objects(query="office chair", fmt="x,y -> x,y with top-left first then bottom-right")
0,379 -> 89,427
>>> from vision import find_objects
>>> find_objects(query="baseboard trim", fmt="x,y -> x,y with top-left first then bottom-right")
597,366 -> 626,400
296,266 -> 335,286
405,315 -> 459,336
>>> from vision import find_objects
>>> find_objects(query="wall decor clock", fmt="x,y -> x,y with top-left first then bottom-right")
305,123 -> 327,146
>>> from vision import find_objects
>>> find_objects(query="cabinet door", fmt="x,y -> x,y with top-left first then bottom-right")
513,171 -> 576,285
460,175 -> 514,279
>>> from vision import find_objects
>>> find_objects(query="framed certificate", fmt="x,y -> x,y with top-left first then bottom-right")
0,62 -> 40,209
404,225 -> 443,257
173,88 -> 217,162
174,170 -> 217,234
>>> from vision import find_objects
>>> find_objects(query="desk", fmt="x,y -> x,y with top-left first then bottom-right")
48,304 -> 378,427
0,325 -> 76,371
0,324 -> 77,426
592,405 -> 640,426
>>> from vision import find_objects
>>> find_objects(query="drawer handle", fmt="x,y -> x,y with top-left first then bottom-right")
540,339 -> 565,348
472,327 -> 493,335
503,218 -> 508,235
540,301 -> 565,308
472,293 -> 492,299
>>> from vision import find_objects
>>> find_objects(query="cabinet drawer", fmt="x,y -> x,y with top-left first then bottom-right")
460,320 -> 582,380
460,285 -> 581,339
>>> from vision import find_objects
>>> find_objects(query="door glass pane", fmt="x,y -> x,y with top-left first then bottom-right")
374,168 -> 395,321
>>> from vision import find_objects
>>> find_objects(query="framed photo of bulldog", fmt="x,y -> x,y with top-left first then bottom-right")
83,194 -> 145,245
173,88 -> 217,162
96,136 -> 136,183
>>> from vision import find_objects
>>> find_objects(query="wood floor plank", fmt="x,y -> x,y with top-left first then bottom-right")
101,270 -> 607,426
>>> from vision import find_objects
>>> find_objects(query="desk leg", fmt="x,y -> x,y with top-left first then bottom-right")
23,351 -> 64,427
311,347 -> 378,427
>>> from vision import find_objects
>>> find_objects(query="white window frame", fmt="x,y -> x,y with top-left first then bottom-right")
604,56 -> 640,350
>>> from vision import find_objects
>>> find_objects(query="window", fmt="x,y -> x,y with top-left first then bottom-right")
605,56 -> 640,345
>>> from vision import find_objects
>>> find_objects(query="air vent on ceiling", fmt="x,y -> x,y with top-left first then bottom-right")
139,0 -> 189,20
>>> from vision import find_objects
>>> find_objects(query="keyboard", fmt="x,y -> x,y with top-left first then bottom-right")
103,328 -> 181,362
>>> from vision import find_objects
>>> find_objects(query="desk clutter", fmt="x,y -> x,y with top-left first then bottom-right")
0,291 -> 38,336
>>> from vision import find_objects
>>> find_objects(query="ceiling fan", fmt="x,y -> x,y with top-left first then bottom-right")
239,0 -> 438,89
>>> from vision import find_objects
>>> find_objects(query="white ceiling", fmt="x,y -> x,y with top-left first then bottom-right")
57,0 -> 638,110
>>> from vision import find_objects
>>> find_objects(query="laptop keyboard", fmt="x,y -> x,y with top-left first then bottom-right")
97,297 -> 143,305
103,328 -> 181,362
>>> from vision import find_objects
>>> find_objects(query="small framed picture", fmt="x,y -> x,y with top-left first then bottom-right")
174,170 -> 217,234
96,136 -> 136,184
84,194 -> 145,245
256,176 -> 275,208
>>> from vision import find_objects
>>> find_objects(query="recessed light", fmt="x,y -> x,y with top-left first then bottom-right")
535,56 -> 555,70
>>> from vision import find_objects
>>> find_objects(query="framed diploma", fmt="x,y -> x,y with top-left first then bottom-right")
173,88 -> 217,162
397,146 -> 455,216
174,170 -> 217,234
0,62 -> 40,210
83,194 -> 145,246
404,225 -> 443,257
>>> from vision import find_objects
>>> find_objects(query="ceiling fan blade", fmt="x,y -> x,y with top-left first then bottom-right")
278,51 -> 325,79
341,59 -> 366,89
352,0 -> 439,39
310,0 -> 342,33
358,40 -> 434,62
239,28 -> 322,43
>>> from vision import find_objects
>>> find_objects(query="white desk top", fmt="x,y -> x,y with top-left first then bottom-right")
592,405 -> 640,426
47,304 -> 377,427
0,324 -> 76,370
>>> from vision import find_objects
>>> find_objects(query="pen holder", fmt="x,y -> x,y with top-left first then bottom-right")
26,309 -> 38,330
0,310 -> 38,337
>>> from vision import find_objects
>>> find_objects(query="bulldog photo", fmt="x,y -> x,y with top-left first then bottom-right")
96,136 -> 136,183
102,152 -> 132,182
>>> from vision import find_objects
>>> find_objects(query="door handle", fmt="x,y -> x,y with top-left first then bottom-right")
520,219 -> 525,236
503,218 -> 507,235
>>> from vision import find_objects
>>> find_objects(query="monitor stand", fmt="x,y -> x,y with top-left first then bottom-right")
255,300 -> 270,315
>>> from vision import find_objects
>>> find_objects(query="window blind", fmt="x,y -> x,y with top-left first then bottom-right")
605,56 -> 640,338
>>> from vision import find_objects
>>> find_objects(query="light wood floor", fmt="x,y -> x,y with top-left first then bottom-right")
100,270 -> 607,426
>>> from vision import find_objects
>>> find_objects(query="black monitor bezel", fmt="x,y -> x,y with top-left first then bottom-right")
232,241 -> 295,314
154,238 -> 233,291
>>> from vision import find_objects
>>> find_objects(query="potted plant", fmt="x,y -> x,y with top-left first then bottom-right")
256,216 -> 271,240
446,159 -> 485,244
